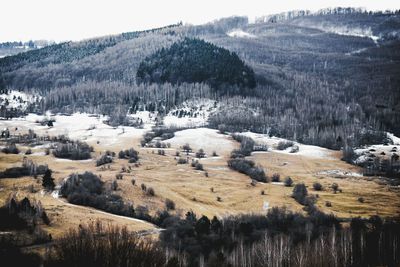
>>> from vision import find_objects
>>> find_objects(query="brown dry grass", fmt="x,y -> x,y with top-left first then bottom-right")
1,132 -> 399,238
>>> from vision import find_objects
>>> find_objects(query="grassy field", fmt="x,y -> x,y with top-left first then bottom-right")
1,125 -> 399,238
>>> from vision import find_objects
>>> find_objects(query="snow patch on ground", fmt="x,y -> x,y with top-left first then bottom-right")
314,25 -> 379,43
0,112 -> 153,147
163,99 -> 219,128
127,111 -> 158,125
239,131 -> 334,159
0,90 -> 40,110
388,133 -> 400,145
227,29 -> 256,38
317,170 -> 362,177
165,128 -> 235,154
351,132 -> 400,165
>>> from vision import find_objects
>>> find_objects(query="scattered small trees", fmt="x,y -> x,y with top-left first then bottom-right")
53,141 -> 93,160
118,148 -> 139,163
42,169 -> 55,191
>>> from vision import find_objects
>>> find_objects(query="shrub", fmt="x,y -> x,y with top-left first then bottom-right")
118,148 -> 139,162
177,158 -> 187,164
292,183 -> 308,205
141,183 -> 147,191
115,173 -> 123,180
284,177 -> 293,187
358,197 -> 365,203
131,178 -> 136,186
96,154 -> 113,166
165,199 -> 175,210
111,180 -> 118,191
195,149 -> 206,158
147,187 -> 155,196
271,173 -> 280,182
277,141 -> 294,150
158,149 -> 165,156
192,161 -> 203,171
261,190 -> 265,195
217,196 -> 222,202
182,143 -> 192,155
25,149 -> 32,155
325,201 -> 332,207
331,183 -> 339,193
212,151 -> 218,157
2,143 -> 19,154
42,169 -> 55,191
290,145 -> 299,153
228,158 -> 267,182
313,182 -> 323,191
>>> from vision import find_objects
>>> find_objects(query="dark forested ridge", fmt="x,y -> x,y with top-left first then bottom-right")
0,10 -> 399,148
136,38 -> 256,92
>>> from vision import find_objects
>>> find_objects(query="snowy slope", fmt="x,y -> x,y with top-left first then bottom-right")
239,131 -> 334,159
227,29 -> 256,38
0,90 -> 40,110
0,112 -> 153,147
165,128 -> 235,155
163,99 -> 219,128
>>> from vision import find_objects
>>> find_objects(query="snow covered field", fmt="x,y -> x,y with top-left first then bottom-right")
0,112 -> 152,147
239,131 -> 334,159
165,128 -> 235,155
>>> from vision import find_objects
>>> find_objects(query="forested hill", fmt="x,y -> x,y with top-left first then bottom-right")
0,9 -> 399,149
136,38 -> 256,93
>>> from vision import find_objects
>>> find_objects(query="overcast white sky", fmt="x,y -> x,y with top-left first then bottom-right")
0,0 -> 398,42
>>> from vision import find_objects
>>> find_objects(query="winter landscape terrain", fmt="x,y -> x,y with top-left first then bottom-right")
0,6 -> 400,267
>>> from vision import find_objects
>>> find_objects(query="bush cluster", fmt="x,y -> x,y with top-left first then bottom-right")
228,158 -> 267,182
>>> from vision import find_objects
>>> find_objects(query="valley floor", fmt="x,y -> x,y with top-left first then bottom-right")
1,113 -> 399,238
